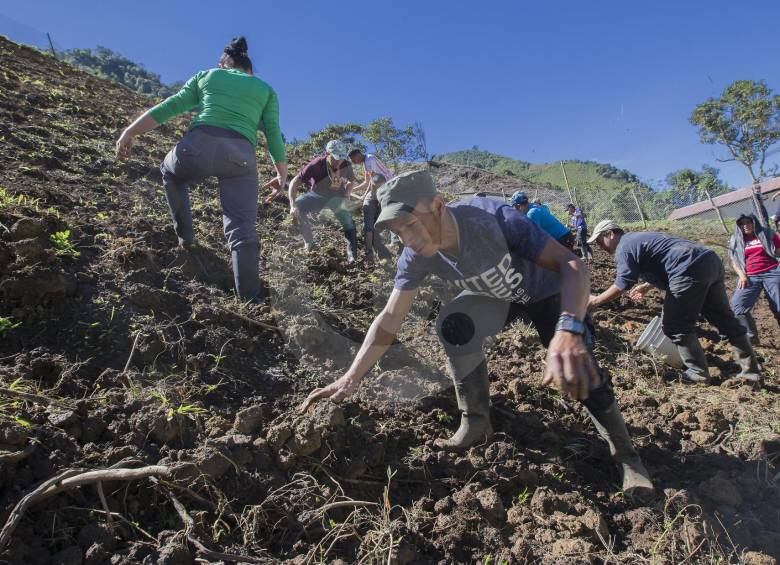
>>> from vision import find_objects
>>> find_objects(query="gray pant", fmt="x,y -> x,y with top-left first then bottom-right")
435,291 -> 614,413
160,126 -> 261,301
662,252 -> 746,343
730,264 -> 780,338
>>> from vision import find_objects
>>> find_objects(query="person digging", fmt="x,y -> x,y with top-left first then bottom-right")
511,191 -> 576,249
301,170 -> 654,497
587,219 -> 762,384
349,149 -> 394,263
288,140 -> 359,261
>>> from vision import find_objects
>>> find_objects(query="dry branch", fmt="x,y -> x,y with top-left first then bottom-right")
0,464 -> 174,550
0,387 -> 75,409
0,443 -> 35,465
214,305 -> 278,332
157,481 -> 270,564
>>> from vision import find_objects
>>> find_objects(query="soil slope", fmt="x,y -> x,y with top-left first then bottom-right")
0,37 -> 779,564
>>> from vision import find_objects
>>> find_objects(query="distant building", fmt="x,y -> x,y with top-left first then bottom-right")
667,177 -> 780,221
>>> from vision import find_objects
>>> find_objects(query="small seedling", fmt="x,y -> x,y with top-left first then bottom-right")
436,410 -> 453,424
516,486 -> 530,504
0,317 -> 21,335
50,230 -> 80,258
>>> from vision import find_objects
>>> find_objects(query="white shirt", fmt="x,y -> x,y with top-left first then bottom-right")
363,154 -> 393,203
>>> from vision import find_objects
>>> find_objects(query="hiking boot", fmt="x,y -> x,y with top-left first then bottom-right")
364,232 -> 376,264
675,333 -> 710,383
587,401 -> 655,497
434,353 -> 493,451
730,334 -> 762,382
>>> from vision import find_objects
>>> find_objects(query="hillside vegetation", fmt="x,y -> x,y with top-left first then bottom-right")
436,148 -> 645,191
0,37 -> 778,564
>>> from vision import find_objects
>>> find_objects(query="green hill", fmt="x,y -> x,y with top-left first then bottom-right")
435,148 -> 645,190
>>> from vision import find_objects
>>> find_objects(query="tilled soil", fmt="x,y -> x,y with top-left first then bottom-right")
0,37 -> 779,564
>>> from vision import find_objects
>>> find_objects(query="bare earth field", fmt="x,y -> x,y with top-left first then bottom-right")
0,37 -> 778,564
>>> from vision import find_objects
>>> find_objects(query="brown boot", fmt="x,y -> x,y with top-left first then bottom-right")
587,401 -> 655,497
434,354 -> 492,450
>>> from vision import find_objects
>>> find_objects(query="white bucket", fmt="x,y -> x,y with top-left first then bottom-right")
635,316 -> 685,369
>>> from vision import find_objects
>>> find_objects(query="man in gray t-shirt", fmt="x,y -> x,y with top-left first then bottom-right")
301,171 -> 654,497
587,220 -> 761,384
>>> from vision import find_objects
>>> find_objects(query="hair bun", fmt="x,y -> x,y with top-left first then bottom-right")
224,36 -> 248,56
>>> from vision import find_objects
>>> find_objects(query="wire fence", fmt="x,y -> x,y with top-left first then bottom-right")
450,171 -> 777,244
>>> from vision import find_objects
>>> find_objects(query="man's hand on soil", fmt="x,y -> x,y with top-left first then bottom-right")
542,331 -> 600,401
299,374 -> 360,412
587,294 -> 599,311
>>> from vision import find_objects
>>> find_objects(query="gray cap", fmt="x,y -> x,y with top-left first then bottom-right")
374,170 -> 437,231
587,219 -> 623,243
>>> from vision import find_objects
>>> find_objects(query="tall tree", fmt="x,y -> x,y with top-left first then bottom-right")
690,80 -> 780,225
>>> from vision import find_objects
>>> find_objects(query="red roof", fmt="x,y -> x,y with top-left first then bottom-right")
667,177 -> 780,220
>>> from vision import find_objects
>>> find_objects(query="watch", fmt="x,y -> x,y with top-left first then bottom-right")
555,314 -> 585,335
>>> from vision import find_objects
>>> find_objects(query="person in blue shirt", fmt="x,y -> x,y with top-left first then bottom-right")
587,219 -> 762,384
301,170 -> 653,496
511,191 -> 575,249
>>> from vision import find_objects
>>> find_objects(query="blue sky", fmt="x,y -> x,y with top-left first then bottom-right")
2,1 -> 779,189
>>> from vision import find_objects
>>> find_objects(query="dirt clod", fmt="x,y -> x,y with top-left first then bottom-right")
698,473 -> 743,507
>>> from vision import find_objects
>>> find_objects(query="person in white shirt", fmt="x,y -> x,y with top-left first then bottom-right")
349,149 -> 394,263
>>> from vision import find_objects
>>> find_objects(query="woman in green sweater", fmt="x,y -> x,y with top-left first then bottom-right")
115,37 -> 287,302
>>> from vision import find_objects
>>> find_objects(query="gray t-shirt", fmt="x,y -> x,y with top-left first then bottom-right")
394,197 -> 560,304
613,232 -> 713,291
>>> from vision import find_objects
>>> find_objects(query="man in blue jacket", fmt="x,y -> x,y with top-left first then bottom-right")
511,192 -> 575,249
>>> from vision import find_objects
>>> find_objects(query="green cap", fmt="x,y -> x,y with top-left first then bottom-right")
374,170 -> 437,231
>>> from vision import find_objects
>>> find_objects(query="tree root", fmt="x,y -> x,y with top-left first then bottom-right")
0,442 -> 35,465
0,464 -> 175,550
154,478 -> 271,564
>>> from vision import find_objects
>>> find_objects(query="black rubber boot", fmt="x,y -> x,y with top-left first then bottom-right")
730,334 -> 762,382
231,241 -> 262,303
345,229 -> 359,263
587,401 -> 655,497
675,333 -> 710,383
434,353 -> 493,451
736,313 -> 760,346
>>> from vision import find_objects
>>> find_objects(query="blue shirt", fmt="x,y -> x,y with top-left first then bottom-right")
614,232 -> 714,291
394,198 -> 560,304
526,204 -> 570,240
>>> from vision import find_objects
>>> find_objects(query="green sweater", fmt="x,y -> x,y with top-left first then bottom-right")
148,68 -> 286,163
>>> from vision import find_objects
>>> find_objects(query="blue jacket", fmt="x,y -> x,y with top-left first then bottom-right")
526,204 -> 570,240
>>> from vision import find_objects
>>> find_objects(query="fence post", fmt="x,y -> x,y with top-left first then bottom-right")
559,161 -> 576,206
46,32 -> 57,59
630,187 -> 648,228
704,188 -> 729,235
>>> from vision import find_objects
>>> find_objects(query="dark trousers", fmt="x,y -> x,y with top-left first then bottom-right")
160,125 -> 260,300
362,200 -> 392,258
661,252 -> 746,343
730,264 -> 780,338
435,292 -> 614,413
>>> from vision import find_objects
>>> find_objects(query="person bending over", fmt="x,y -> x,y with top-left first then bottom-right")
288,140 -> 359,261
511,191 -> 575,249
302,170 -> 653,496
588,220 -> 762,384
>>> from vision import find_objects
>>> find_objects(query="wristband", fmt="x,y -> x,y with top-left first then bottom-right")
555,314 -> 585,335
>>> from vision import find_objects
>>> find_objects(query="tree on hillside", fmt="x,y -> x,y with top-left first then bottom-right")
288,122 -> 365,160
663,165 -> 729,208
690,80 -> 780,225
